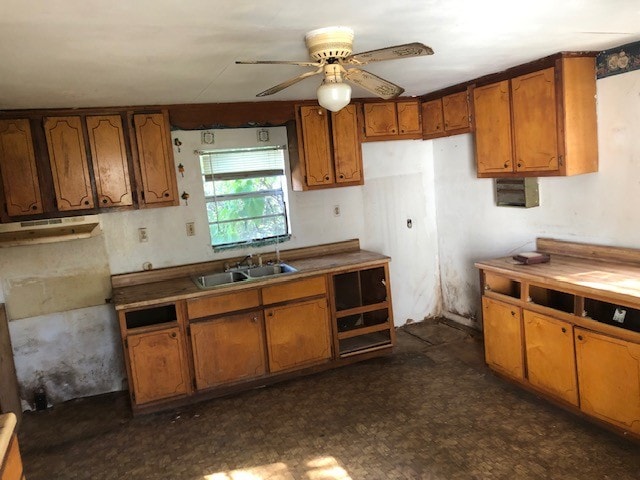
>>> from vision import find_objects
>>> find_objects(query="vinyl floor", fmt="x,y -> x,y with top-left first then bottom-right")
17,319 -> 640,479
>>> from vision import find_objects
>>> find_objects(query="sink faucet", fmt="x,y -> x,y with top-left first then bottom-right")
237,254 -> 253,268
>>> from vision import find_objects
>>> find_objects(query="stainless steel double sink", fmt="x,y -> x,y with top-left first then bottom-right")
192,263 -> 298,289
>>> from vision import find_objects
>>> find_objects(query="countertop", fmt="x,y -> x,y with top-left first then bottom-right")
113,249 -> 390,310
476,254 -> 640,306
0,412 -> 16,469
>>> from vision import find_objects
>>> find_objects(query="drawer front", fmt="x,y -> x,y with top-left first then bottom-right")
187,288 -> 260,319
262,275 -> 326,305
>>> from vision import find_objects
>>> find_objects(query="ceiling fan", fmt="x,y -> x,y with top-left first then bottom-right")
235,26 -> 434,112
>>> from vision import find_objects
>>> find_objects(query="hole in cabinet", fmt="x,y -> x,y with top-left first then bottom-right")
125,304 -> 177,329
528,285 -> 574,314
484,272 -> 521,298
583,298 -> 640,333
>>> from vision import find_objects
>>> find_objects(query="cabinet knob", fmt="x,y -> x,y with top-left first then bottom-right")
164,192 -> 170,197
391,128 -> 396,133
511,311 -> 516,316
102,198 -> 108,204
561,327 -> 567,333
31,205 -> 38,210
252,316 -> 258,323
517,163 -> 522,168
503,162 -> 509,168
577,335 -> 583,341
325,175 -> 330,181
339,174 -> 344,179
84,200 -> 90,205
170,332 -> 177,338
317,109 -> 323,116
268,312 -> 274,317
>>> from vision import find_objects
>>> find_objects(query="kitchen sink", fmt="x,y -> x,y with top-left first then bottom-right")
192,263 -> 298,289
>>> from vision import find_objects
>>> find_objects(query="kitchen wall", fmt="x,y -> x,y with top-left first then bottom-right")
433,68 -> 640,328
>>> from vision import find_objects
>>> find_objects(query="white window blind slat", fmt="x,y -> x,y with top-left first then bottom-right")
200,146 -> 285,176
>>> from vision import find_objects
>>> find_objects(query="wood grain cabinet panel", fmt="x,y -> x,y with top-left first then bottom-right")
422,99 -> 444,138
523,310 -> 578,406
331,104 -> 362,184
127,327 -> 189,405
482,296 -> 524,380
265,297 -> 332,373
1,434 -> 24,480
396,101 -> 421,135
442,91 -> 470,131
511,67 -> 559,173
298,106 -> 334,186
44,116 -> 94,211
364,102 -> 398,137
190,311 -> 266,389
86,115 -> 133,207
575,328 -> 640,435
0,119 -> 43,215
133,112 -> 177,205
473,80 -> 514,175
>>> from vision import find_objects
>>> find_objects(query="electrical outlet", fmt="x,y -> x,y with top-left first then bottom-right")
333,205 -> 341,217
138,227 -> 148,243
186,222 -> 195,236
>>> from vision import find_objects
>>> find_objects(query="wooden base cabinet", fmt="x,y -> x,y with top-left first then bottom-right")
523,310 -> 578,406
575,328 -> 640,435
126,326 -> 190,405
265,298 -> 332,373
482,297 -> 524,380
190,310 -> 266,389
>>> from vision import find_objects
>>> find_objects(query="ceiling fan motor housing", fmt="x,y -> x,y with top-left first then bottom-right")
305,26 -> 354,61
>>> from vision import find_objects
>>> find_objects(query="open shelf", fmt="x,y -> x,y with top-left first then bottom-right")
584,297 -> 640,333
528,285 -> 575,314
125,304 -> 177,330
334,266 -> 387,311
339,331 -> 392,356
484,272 -> 521,299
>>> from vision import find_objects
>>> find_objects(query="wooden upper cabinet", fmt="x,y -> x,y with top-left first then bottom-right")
298,106 -> 333,186
396,101 -> 421,135
473,80 -> 513,175
482,296 -> 524,380
0,119 -> 43,216
44,116 -> 94,211
190,311 -> 266,390
575,328 -> 640,435
473,56 -> 597,178
523,310 -> 578,406
442,91 -> 470,132
511,67 -> 559,173
422,99 -> 444,138
364,102 -> 398,137
86,115 -> 133,207
331,104 -> 362,184
127,326 -> 189,405
133,112 -> 177,205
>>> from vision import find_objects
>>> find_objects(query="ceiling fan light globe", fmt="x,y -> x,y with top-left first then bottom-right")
317,82 -> 351,112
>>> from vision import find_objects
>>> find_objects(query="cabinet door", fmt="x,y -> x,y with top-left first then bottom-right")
442,91 -> 470,131
422,99 -> 444,137
511,67 -> 559,173
364,102 -> 398,137
133,112 -> 177,204
190,311 -> 266,389
396,101 -> 421,135
0,119 -> 43,215
298,106 -> 334,186
473,81 -> 513,175
127,327 -> 189,405
482,296 -> 524,379
44,116 -> 94,211
523,310 -> 578,405
265,298 -> 332,373
575,328 -> 640,435
86,115 -> 133,207
331,104 -> 362,184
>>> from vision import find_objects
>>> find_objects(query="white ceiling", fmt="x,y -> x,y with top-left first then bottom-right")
1,0 -> 639,110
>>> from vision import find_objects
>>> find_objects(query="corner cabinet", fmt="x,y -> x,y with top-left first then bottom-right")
132,112 -> 178,206
476,239 -> 640,439
291,104 -> 363,190
362,100 -> 422,141
0,119 -> 43,216
472,56 -> 598,177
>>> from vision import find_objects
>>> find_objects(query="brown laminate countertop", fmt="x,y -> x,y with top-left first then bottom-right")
475,254 -> 640,307
0,412 -> 16,469
113,249 -> 390,310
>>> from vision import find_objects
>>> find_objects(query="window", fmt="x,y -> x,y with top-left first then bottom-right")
199,146 -> 290,249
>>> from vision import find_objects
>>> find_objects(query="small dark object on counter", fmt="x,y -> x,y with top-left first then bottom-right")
513,252 -> 550,265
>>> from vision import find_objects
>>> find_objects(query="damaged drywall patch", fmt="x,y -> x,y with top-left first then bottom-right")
8,304 -> 125,408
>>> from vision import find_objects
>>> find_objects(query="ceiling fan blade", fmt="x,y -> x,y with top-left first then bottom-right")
344,68 -> 405,99
345,42 -> 434,65
236,60 -> 321,67
256,68 -> 322,97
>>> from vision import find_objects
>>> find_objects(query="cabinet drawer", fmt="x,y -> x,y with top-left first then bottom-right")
262,276 -> 326,305
187,288 -> 260,319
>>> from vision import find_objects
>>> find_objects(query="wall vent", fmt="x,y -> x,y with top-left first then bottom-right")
495,178 -> 539,208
